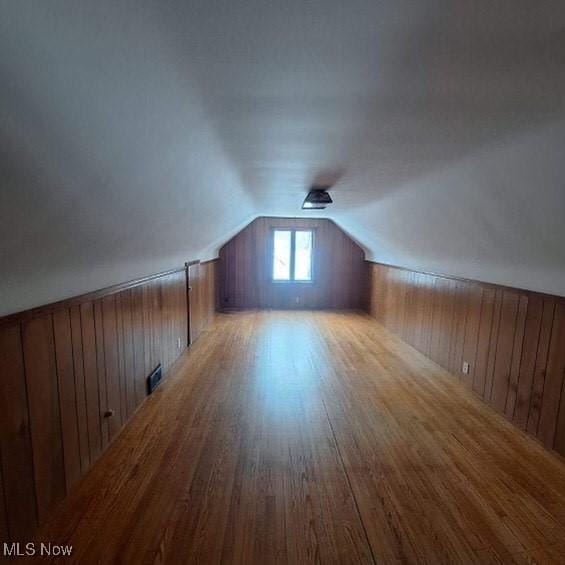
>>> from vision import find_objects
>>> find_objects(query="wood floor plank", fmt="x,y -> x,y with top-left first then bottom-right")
33,311 -> 565,564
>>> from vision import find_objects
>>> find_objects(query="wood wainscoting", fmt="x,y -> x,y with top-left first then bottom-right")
188,259 -> 218,344
219,217 -> 366,310
367,261 -> 565,456
0,261 -> 217,542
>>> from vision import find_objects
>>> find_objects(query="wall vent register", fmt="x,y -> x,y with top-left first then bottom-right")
147,364 -> 163,394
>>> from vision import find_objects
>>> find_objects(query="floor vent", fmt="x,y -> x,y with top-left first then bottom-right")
147,364 -> 163,395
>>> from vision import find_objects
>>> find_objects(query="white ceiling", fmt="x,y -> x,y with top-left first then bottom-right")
1,1 -> 565,315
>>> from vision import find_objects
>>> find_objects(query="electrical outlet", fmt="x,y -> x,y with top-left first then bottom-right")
462,361 -> 470,375
177,337 -> 182,349
295,296 -> 300,304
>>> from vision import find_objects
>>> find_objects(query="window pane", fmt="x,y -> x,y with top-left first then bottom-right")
294,230 -> 313,281
273,230 -> 291,280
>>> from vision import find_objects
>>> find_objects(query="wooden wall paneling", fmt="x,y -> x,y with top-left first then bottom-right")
448,281 -> 469,377
202,262 -> 217,329
504,294 -> 528,421
0,324 -> 38,539
435,278 -> 447,366
195,264 -> 203,339
219,217 -> 366,310
173,271 -> 185,360
444,279 -> 457,367
514,296 -> 544,429
429,278 -> 444,365
367,265 -> 376,317
229,231 -> 242,308
101,296 -> 122,442
80,302 -> 103,462
400,270 -> 407,337
69,306 -> 90,472
210,262 -> 217,321
256,220 -> 268,308
419,275 -> 432,355
159,278 -> 170,373
207,263 -> 215,325
188,263 -> 201,343
410,273 -> 423,352
178,270 -> 188,349
443,281 -> 461,375
440,279 -> 458,370
121,290 -> 136,418
394,269 -> 403,334
152,279 -> 163,372
392,269 -> 402,336
199,264 -> 208,330
400,270 -> 412,344
385,268 -> 395,331
191,262 -> 215,341
384,268 -> 393,328
130,285 -> 147,407
166,274 -> 179,369
52,309 -> 82,491
249,225 -> 258,307
526,300 -> 556,437
115,294 -> 128,426
411,271 -> 420,345
230,232 -> 240,308
421,276 -> 434,359
450,280 -> 466,375
142,283 -> 155,376
427,277 -> 439,362
472,288 -> 495,397
489,291 -> 520,412
385,273 -> 394,331
460,284 -> 483,388
220,238 -> 232,309
373,266 -> 383,321
0,265 -> 193,541
366,261 -> 565,459
405,271 -> 416,346
93,301 -> 109,448
552,303 -> 565,455
168,274 -> 178,367
21,315 -> 66,524
411,271 -> 420,346
172,273 -> 181,356
483,289 -> 504,403
537,302 -> 565,449
190,261 -> 217,339
403,270 -> 413,345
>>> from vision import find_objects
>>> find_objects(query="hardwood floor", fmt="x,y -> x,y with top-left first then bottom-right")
33,311 -> 565,563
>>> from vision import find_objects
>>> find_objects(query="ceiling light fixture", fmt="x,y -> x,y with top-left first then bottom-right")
302,187 -> 333,210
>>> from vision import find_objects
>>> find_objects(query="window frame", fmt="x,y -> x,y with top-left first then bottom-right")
271,227 -> 315,284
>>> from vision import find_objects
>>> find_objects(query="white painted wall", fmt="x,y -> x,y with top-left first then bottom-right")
337,119 -> 565,296
1,1 -> 564,315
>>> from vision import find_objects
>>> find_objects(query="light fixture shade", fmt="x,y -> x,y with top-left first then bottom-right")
302,188 -> 333,210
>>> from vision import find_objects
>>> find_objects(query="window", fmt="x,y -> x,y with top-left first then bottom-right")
272,229 -> 313,282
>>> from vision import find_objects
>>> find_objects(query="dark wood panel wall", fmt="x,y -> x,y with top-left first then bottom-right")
0,262 -> 217,541
367,261 -> 565,456
188,259 -> 218,343
219,217 -> 366,310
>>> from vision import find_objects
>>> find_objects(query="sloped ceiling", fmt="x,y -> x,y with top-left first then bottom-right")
1,1 -> 565,315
